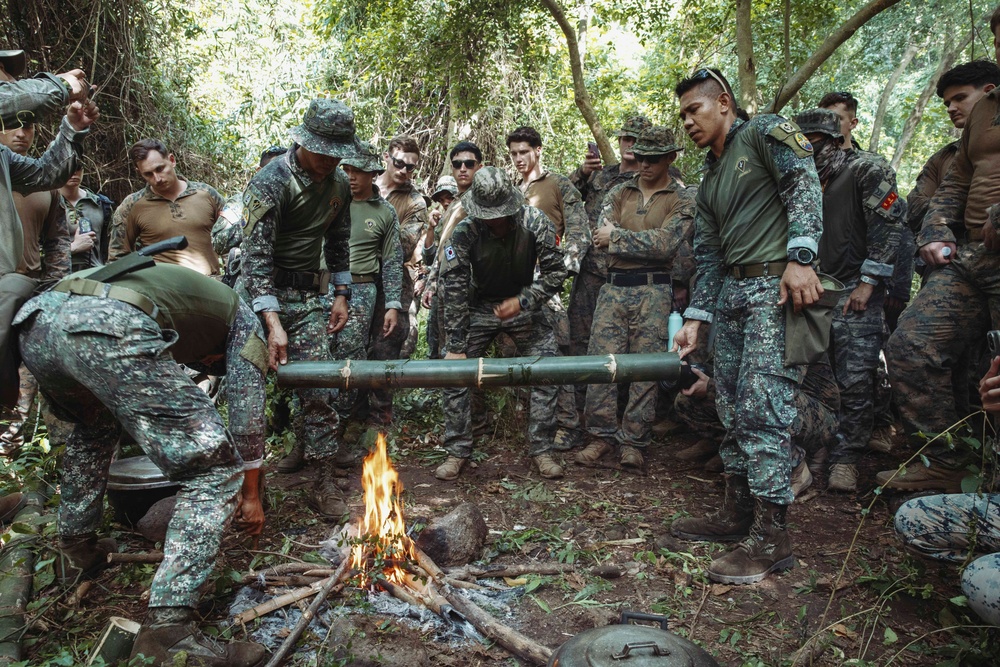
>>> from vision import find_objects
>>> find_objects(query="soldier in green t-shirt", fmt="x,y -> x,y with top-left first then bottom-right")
670,69 -> 824,586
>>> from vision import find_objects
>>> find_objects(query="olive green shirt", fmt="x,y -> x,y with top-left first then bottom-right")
350,187 -> 404,310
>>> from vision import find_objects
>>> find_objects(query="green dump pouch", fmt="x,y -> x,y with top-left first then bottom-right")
783,273 -> 846,367
0,273 -> 39,408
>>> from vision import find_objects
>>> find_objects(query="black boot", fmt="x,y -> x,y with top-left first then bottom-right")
671,475 -> 753,542
130,607 -> 266,667
706,498 -> 794,585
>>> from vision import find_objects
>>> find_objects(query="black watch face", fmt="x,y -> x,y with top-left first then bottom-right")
795,249 -> 813,263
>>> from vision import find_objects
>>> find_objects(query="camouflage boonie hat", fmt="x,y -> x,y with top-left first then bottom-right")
615,115 -> 652,138
0,50 -> 26,78
340,140 -> 384,173
461,166 -> 525,219
431,175 -> 459,201
632,126 -> 682,156
793,109 -> 842,140
289,99 -> 361,158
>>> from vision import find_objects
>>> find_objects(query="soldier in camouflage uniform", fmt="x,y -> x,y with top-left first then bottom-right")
239,99 -> 357,518
570,126 -> 694,469
793,109 -> 904,492
568,115 -> 651,413
670,69 -> 825,585
884,16 -> 1000,493
507,126 -> 591,451
332,143 -> 404,429
16,263 -> 267,666
436,167 -> 568,481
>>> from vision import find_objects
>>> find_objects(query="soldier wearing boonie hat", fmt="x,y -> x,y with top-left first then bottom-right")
239,98 -> 358,519
567,114 -> 653,417
435,166 -> 568,482
431,175 -> 459,203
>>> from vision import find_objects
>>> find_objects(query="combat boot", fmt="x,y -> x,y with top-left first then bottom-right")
868,424 -> 896,454
533,454 -> 564,479
875,460 -> 965,493
790,460 -> 813,498
56,533 -> 118,583
131,607 -> 265,667
308,465 -> 348,519
619,445 -> 644,469
671,475 -> 753,542
275,441 -> 305,474
0,492 -> 25,523
435,456 -> 467,481
827,463 -> 858,493
675,438 -> 719,462
706,498 -> 794,585
574,439 -> 612,466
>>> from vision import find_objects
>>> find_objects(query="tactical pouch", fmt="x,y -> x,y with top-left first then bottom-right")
783,273 -> 846,367
0,273 -> 40,409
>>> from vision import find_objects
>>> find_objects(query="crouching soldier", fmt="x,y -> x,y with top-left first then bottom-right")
16,257 -> 267,666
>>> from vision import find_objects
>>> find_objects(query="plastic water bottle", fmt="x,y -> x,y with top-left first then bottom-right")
668,310 -> 684,349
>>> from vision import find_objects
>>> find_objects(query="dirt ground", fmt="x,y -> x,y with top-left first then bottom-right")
10,394 -> 998,667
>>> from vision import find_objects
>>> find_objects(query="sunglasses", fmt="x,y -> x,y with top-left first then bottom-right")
451,159 -> 478,169
389,155 -> 418,172
692,68 -> 730,95
636,155 -> 665,164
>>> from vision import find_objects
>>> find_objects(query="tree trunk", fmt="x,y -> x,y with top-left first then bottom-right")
783,0 -> 791,79
538,0 -> 615,164
891,33 -> 972,170
767,0 -> 905,113
869,42 -> 919,153
735,0 -> 758,113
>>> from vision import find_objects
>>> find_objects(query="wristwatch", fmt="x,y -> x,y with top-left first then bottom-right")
518,295 -> 531,311
788,247 -> 816,266
859,275 -> 879,286
333,288 -> 352,300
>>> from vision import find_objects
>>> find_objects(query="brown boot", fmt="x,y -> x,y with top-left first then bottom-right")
671,475 -> 753,542
131,608 -> 265,667
275,441 -> 305,474
0,492 -> 25,523
308,466 -> 348,519
434,456 -> 467,481
56,534 -> 117,583
675,438 -> 719,462
706,499 -> 794,585
619,446 -> 644,469
533,454 -> 564,479
574,440 -> 612,466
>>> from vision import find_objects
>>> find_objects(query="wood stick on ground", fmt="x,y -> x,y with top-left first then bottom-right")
445,562 -> 577,580
443,588 -> 552,666
108,552 -> 164,564
262,552 -> 359,667
240,562 -> 331,584
412,545 -> 446,583
232,576 -> 345,626
66,581 -> 92,608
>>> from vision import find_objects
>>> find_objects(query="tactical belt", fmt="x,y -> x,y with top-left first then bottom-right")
606,271 -> 672,287
273,268 -> 329,292
351,273 -> 376,284
53,277 -> 168,329
728,261 -> 787,279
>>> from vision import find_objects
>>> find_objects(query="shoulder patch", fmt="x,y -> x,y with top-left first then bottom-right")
444,245 -> 456,261
769,122 -> 812,158
864,178 -> 903,220
242,190 -> 273,237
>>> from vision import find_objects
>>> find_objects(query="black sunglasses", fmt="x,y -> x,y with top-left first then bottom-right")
389,155 -> 418,172
451,159 -> 478,169
636,154 -> 665,164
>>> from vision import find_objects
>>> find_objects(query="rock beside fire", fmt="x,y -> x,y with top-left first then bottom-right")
415,502 -> 487,566
137,495 -> 177,543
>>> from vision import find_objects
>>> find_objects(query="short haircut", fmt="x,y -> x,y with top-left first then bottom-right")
991,5 -> 1000,33
129,138 -> 169,165
388,134 -> 419,155
506,126 -> 542,148
937,60 -> 1000,97
818,91 -> 858,115
449,141 -> 482,162
674,68 -> 734,100
259,146 -> 287,167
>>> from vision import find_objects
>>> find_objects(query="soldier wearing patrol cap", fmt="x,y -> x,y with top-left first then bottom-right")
435,166 -> 568,481
574,126 -> 696,470
239,98 -> 358,519
793,108 -> 904,493
670,68 -> 825,585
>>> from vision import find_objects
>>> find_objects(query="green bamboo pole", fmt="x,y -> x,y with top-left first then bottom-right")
277,353 -> 682,390
0,491 -> 46,663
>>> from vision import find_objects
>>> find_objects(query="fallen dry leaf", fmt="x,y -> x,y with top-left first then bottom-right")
710,583 -> 733,596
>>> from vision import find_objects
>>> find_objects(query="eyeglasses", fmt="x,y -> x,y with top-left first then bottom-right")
692,68 -> 730,95
389,155 -> 418,172
636,155 -> 665,164
451,159 -> 478,169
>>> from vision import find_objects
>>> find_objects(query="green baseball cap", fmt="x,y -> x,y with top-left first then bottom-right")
340,140 -> 384,173
793,109 -> 841,140
0,50 -> 26,78
461,166 -> 524,219
631,126 -> 682,156
289,99 -> 360,158
615,115 -> 652,138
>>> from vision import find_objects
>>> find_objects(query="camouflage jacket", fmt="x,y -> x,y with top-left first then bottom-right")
240,148 -> 352,312
385,183 -> 427,311
687,115 -> 823,322
571,163 -> 640,276
212,193 -> 244,257
440,205 -> 567,354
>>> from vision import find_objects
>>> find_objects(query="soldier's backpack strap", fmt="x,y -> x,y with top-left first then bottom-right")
87,235 -> 189,283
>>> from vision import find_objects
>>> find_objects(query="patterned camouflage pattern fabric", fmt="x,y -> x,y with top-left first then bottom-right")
331,281 -> 376,417
895,493 -> 1000,626
16,291 -> 255,609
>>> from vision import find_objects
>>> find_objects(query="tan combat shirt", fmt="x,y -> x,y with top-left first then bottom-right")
15,190 -> 69,282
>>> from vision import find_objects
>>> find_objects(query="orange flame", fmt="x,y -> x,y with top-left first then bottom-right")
351,433 -> 414,586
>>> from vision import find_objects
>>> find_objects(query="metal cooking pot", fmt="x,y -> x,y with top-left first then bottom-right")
106,455 -> 179,526
548,612 -> 719,667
